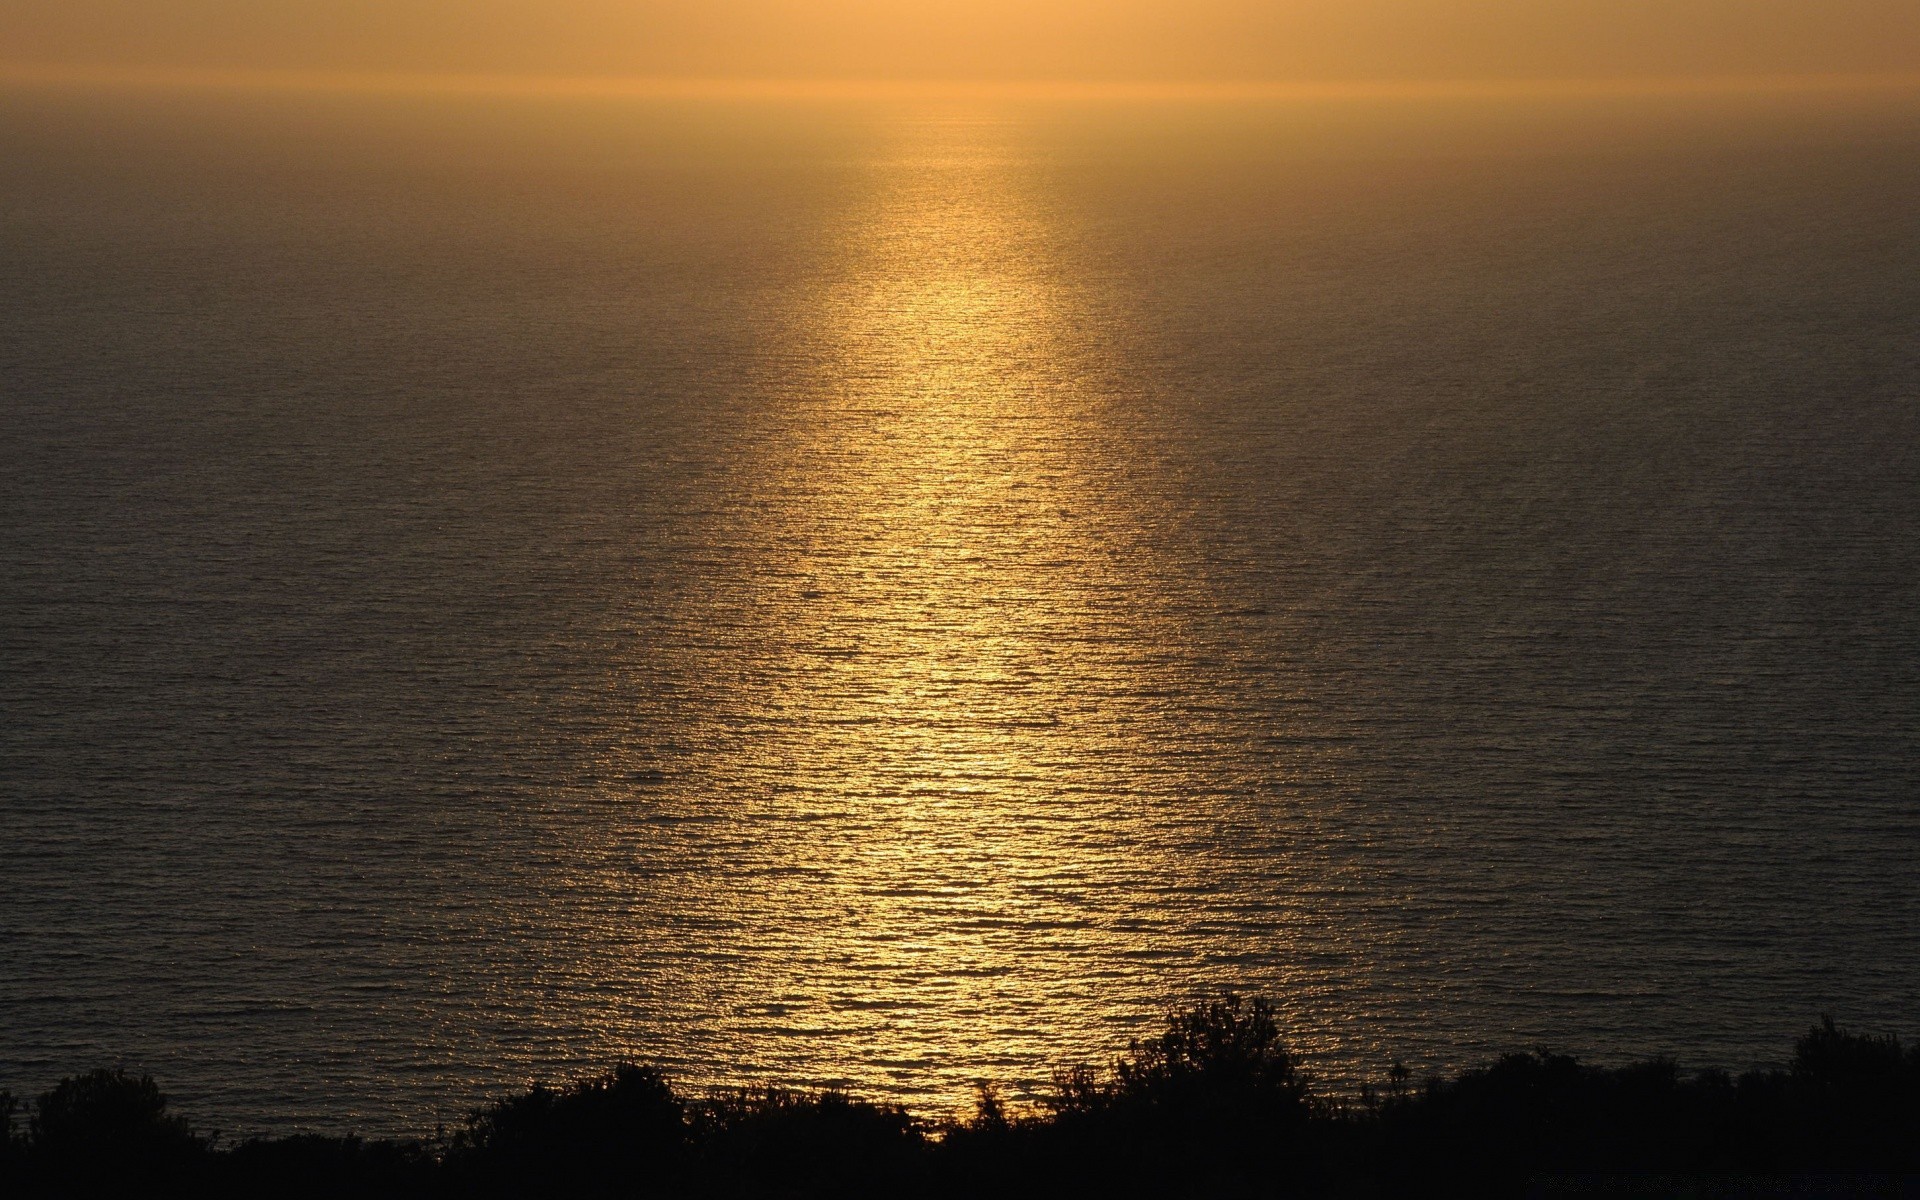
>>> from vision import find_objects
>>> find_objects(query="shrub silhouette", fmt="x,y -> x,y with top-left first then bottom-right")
1368,1050 -> 1692,1190
1361,1018 -> 1920,1193
1793,1015 -> 1913,1095
445,1062 -> 687,1197
6,1001 -> 1919,1197
0,1090 -> 19,1167
1046,995 -> 1310,1121
223,1133 -> 436,1198
25,1068 -> 205,1184
1119,995 -> 1309,1115
998,995 -> 1320,1196
1781,1016 -> 1920,1169
695,1086 -> 927,1197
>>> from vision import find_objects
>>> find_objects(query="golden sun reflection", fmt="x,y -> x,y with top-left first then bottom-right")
562,109 -> 1342,1112
664,113 -> 1227,1104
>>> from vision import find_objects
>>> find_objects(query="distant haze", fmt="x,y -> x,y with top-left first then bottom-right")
5,0 -> 1920,87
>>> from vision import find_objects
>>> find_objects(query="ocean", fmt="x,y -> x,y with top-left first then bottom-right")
2,83 -> 1917,1135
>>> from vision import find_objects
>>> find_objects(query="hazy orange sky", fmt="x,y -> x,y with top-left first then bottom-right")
4,0 -> 1918,87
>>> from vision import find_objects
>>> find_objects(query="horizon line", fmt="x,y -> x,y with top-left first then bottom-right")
6,62 -> 1920,103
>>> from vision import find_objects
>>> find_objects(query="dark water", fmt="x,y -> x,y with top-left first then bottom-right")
2,86 -> 1917,1136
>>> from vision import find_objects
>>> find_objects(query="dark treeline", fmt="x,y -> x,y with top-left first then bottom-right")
4,998 -> 1918,1197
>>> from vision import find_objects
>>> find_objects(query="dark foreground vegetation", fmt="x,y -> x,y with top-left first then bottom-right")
5,1000 -> 1918,1197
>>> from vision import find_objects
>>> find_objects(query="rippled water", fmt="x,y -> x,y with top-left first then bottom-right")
2,87 -> 1918,1135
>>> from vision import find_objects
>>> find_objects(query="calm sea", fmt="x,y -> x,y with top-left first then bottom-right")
2,85 -> 1917,1136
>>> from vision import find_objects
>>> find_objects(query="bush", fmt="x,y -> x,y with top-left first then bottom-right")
0,1090 -> 19,1165
445,1063 -> 687,1197
1783,1017 -> 1920,1169
695,1086 -> 928,1197
5,1002 -> 1917,1197
25,1068 -> 206,1184
222,1133 -> 436,1198
1020,995 -> 1319,1197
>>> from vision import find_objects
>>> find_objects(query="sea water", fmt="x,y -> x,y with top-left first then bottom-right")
2,85 -> 1917,1134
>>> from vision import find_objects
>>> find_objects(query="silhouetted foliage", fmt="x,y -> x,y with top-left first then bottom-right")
4,1004 -> 1917,1198
1360,1021 -> 1920,1194
1016,994 -> 1320,1196
695,1086 -> 928,1197
445,1063 -> 687,1197
1780,1017 -> 1920,1169
0,1090 -> 19,1165
1061,995 -> 1312,1120
224,1133 -> 437,1198
21,1068 -> 206,1188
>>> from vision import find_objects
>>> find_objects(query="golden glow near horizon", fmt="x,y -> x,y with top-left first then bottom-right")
4,1 -> 1920,92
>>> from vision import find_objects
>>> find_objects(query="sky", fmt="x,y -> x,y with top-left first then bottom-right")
3,0 -> 1919,88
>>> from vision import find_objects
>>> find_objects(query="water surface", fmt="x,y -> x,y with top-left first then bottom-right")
2,86 -> 1917,1134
